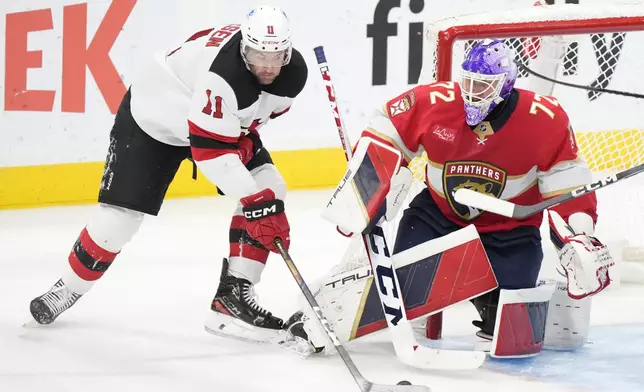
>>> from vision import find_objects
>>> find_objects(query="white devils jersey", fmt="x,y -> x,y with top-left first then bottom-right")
127,24 -> 307,199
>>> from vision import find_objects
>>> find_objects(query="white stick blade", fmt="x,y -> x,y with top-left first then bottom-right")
368,384 -> 431,392
453,189 -> 515,218
401,346 -> 486,370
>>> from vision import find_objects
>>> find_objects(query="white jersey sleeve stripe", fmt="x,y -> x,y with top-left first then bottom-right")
538,158 -> 592,197
196,154 -> 259,200
365,111 -> 421,163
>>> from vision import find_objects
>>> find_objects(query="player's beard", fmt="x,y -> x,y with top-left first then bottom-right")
251,65 -> 281,85
257,74 -> 278,85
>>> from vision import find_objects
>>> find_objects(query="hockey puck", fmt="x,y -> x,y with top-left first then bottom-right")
397,381 -> 412,385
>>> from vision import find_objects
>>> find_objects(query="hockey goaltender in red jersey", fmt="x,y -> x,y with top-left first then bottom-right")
28,5 -> 316,354
297,39 -> 614,358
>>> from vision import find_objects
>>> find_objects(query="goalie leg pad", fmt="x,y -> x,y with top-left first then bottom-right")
300,262 -> 374,347
297,224 -> 497,348
489,285 -> 555,358
541,279 -> 591,350
392,206 -> 499,317
322,137 -> 402,234
348,224 -> 496,339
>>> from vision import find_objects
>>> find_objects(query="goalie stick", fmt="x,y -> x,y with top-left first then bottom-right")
275,239 -> 429,392
453,162 -> 644,219
314,46 -> 485,370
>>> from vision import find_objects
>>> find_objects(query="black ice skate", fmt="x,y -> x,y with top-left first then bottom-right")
471,290 -> 499,341
205,259 -> 313,355
210,259 -> 284,330
30,279 -> 82,325
205,258 -> 284,340
472,320 -> 494,341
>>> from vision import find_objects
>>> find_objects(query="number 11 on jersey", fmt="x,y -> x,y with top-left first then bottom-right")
202,90 -> 224,119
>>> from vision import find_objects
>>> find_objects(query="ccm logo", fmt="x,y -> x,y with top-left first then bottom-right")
244,205 -> 277,219
570,175 -> 617,197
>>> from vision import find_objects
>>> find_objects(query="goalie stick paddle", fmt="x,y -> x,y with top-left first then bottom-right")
314,45 -> 485,370
274,239 -> 430,392
454,162 -> 644,219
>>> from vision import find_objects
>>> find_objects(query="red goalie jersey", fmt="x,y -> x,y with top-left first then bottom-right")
363,81 -> 597,233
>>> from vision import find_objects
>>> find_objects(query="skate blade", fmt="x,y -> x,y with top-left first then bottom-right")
22,318 -> 40,328
204,324 -> 271,345
17,316 -> 49,339
205,324 -> 314,357
204,312 -> 313,357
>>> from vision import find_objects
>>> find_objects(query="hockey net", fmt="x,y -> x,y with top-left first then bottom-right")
337,2 -> 644,339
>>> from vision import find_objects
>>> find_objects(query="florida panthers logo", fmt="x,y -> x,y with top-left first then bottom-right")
444,161 -> 507,221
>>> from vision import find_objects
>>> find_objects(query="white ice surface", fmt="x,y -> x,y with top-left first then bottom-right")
1,189 -> 643,392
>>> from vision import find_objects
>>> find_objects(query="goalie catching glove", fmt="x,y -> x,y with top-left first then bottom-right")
322,136 -> 413,234
240,188 -> 290,253
548,210 -> 614,299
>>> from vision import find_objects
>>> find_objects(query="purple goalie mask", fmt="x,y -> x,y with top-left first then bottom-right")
461,40 -> 518,126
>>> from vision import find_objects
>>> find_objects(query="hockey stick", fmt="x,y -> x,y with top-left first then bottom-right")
454,162 -> 644,219
274,239 -> 430,392
314,46 -> 485,370
514,56 -> 644,100
314,46 -> 353,160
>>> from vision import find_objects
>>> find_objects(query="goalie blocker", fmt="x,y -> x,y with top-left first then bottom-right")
322,136 -> 413,235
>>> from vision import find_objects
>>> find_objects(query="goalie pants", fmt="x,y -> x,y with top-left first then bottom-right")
393,188 -> 543,290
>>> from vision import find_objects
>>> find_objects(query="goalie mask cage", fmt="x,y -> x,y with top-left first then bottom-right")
340,2 -> 644,342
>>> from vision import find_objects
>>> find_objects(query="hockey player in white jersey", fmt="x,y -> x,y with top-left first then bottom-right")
29,6 -> 309,348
